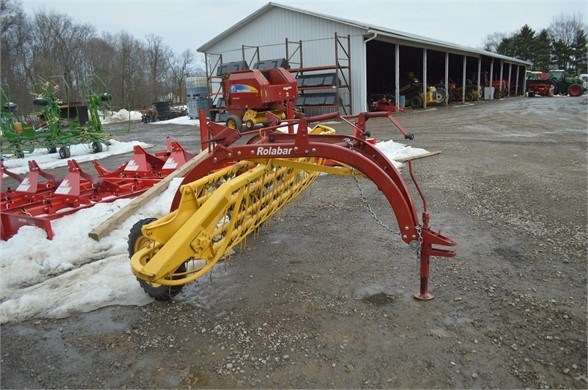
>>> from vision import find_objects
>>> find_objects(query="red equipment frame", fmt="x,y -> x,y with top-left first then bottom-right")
176,110 -> 456,300
0,139 -> 194,240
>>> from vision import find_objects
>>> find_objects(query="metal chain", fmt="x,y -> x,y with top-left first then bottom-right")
415,225 -> 423,258
351,169 -> 398,234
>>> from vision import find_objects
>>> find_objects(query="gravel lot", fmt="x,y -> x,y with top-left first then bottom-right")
1,96 -> 587,388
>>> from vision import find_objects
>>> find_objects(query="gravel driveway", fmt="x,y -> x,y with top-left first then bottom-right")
1,96 -> 586,388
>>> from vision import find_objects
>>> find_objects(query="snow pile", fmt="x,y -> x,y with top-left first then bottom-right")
2,140 -> 152,176
0,138 -> 429,324
0,178 -> 184,324
151,115 -> 198,126
101,109 -> 142,123
374,139 -> 429,169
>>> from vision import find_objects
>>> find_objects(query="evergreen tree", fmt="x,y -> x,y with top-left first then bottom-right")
551,39 -> 572,70
570,29 -> 587,73
514,24 -> 536,62
496,36 -> 515,57
533,29 -> 552,70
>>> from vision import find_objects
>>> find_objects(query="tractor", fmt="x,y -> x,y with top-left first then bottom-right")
435,78 -> 479,103
398,77 -> 438,108
526,70 -> 584,97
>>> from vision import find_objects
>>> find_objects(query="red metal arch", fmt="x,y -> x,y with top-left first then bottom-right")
173,134 -> 420,243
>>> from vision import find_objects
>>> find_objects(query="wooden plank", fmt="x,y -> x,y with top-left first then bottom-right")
395,151 -> 441,163
88,150 -> 210,241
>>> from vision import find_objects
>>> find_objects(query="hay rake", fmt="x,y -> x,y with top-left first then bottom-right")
129,111 -> 456,301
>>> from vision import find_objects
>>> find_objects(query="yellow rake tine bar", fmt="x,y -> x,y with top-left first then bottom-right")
251,158 -> 358,176
131,158 -> 321,286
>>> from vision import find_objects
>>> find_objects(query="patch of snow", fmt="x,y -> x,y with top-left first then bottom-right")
101,109 -> 142,123
0,178 -> 184,324
151,115 -> 198,126
374,139 -> 429,169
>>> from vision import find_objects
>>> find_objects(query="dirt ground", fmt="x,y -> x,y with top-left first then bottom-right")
1,96 -> 587,389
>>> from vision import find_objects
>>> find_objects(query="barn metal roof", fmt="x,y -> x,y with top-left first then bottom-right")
197,2 -> 532,66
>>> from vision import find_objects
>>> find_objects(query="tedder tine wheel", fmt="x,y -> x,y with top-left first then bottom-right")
226,115 -> 243,131
58,146 -> 71,159
91,141 -> 103,153
128,218 -> 186,301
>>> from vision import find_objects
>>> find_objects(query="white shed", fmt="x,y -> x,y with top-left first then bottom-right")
198,2 -> 531,115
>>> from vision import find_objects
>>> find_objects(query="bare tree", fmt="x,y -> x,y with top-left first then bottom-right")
549,12 -> 584,46
145,34 -> 171,101
114,31 -> 146,109
483,32 -> 509,53
1,1 -> 196,113
1,0 -> 36,112
549,13 -> 587,73
30,11 -> 95,100
168,49 -> 195,104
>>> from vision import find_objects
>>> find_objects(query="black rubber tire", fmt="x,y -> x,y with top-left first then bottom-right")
59,146 -> 71,159
435,88 -> 447,105
567,84 -> 583,97
33,98 -> 48,106
465,92 -> 474,102
91,141 -> 103,153
128,218 -> 185,301
47,146 -> 57,154
226,115 -> 242,130
410,95 -> 423,108
245,119 -> 255,130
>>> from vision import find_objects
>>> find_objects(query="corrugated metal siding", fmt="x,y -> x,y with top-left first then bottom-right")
204,7 -> 368,113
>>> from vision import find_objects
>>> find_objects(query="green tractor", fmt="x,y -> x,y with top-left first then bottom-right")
548,70 -> 584,96
527,70 -> 584,97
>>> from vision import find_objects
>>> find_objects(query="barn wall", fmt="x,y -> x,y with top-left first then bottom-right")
202,7 -> 368,113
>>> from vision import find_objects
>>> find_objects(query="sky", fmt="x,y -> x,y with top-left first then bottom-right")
0,115 -> 429,324
19,0 -> 588,56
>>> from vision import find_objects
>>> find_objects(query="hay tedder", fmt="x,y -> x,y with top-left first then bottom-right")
128,110 -> 456,302
0,77 -> 120,159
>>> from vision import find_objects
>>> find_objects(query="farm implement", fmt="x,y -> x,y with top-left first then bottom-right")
1,78 -> 122,160
219,66 -> 299,131
128,110 -> 456,301
0,139 -> 194,240
526,70 -> 584,97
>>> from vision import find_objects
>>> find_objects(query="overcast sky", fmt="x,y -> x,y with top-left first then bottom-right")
20,0 -> 588,55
